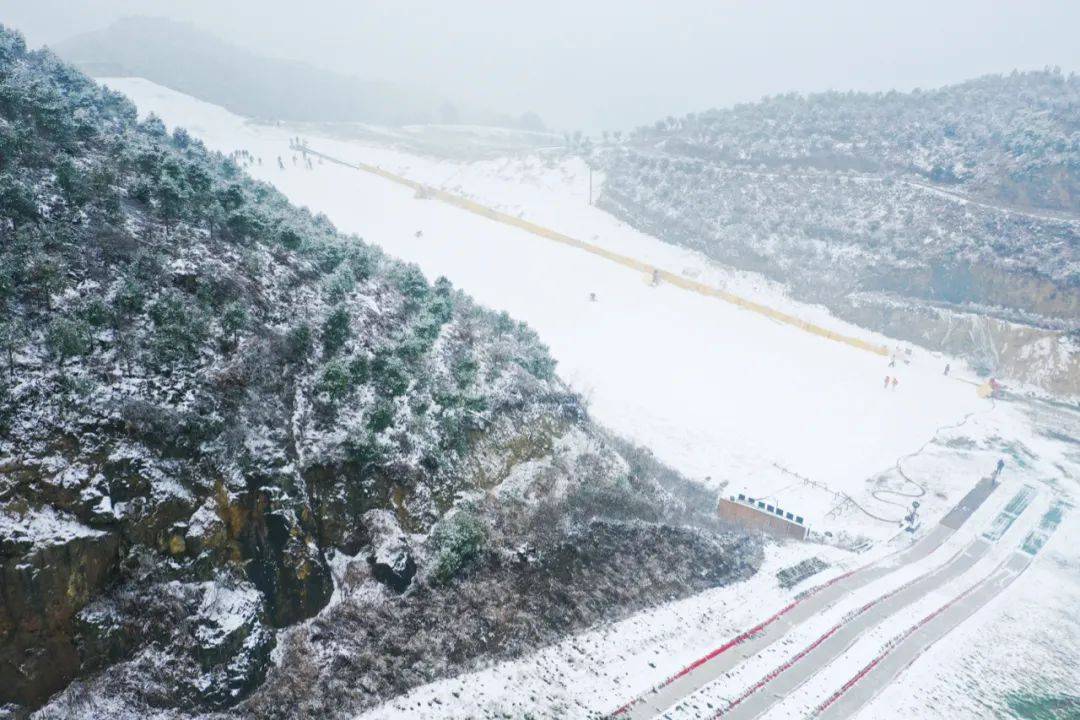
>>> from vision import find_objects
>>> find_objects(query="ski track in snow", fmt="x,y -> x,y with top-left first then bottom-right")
104,78 -> 1080,720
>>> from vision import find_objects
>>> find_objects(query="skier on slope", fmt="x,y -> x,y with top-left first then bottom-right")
944,363 -> 950,376
884,375 -> 891,389
891,377 -> 899,390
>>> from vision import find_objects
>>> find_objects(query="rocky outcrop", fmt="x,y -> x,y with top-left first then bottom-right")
835,293 -> 1080,396
71,570 -> 275,709
363,510 -> 416,593
0,506 -> 119,707
0,461 -> 333,711
225,485 -> 333,629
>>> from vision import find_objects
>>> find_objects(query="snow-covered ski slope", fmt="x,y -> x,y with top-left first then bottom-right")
107,77 -> 987,540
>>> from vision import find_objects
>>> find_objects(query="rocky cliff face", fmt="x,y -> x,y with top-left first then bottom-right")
0,26 -> 759,718
0,507 -> 119,708
833,294 -> 1080,397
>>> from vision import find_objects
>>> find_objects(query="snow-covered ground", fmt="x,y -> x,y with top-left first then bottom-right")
861,516 -> 1079,720
679,486 -> 1052,720
102,78 -> 1079,720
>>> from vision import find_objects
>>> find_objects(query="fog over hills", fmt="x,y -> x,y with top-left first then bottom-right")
7,0 -> 1079,132
53,16 -> 546,130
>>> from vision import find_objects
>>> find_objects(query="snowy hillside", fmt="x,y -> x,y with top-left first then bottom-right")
5,19 -> 1078,718
594,73 -> 1080,395
0,30 -> 756,718
623,71 -> 1080,214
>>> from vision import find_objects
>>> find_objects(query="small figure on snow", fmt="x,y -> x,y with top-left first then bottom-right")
891,377 -> 899,390
588,292 -> 597,302
994,458 -> 1005,478
650,268 -> 660,286
944,363 -> 950,376
884,375 -> 891,389
414,230 -> 424,238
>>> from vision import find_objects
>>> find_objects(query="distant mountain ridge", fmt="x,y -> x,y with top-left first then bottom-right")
54,16 -> 546,130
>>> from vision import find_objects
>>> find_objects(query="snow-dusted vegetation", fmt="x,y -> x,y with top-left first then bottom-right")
0,27 -> 759,717
616,70 -> 1078,213
597,71 -> 1080,393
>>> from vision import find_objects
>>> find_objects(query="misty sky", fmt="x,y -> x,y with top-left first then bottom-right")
4,0 -> 1080,131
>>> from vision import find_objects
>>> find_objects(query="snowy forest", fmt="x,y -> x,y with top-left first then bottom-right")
621,70 -> 1078,212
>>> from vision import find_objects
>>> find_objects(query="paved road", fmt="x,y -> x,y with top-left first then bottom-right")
619,477 -> 997,720
816,552 -> 1031,720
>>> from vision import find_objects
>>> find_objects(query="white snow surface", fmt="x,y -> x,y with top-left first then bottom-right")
669,483 -> 1049,720
858,514 -> 1080,720
193,582 -> 259,648
0,503 -> 105,548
